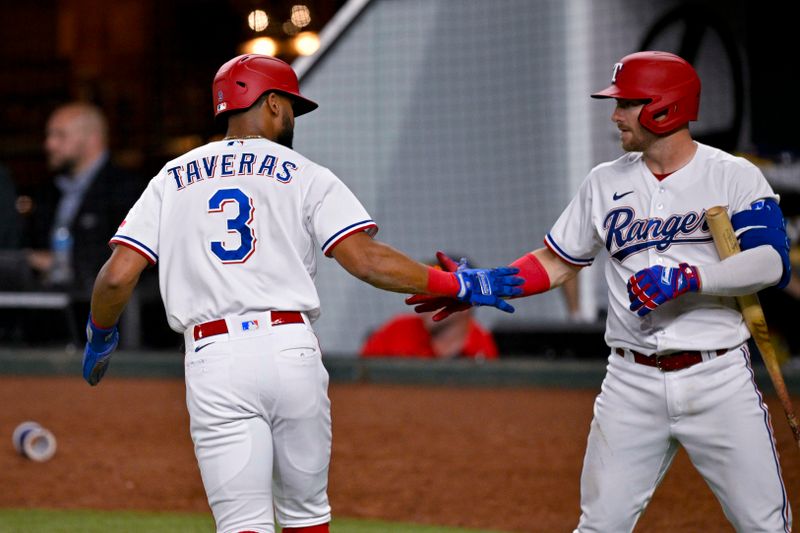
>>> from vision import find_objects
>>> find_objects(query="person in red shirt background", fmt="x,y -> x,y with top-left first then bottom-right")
360,307 -> 498,360
360,254 -> 499,360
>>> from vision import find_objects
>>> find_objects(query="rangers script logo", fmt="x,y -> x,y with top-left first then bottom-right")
604,207 -> 712,262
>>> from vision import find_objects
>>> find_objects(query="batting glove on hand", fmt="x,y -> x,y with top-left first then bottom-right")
455,266 -> 523,311
83,316 -> 119,386
406,251 -> 472,321
406,252 -> 524,320
627,262 -> 701,317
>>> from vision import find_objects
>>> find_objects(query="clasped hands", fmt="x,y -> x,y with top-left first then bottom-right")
406,251 -> 524,321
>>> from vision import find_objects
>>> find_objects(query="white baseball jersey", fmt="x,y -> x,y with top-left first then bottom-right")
545,142 -> 777,354
110,137 -> 377,332
551,142 -> 791,532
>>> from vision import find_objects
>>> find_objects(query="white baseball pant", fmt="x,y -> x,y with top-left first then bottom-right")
574,342 -> 791,532
184,311 -> 331,533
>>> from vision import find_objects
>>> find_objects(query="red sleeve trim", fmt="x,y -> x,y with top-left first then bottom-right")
110,239 -> 157,266
543,239 -> 588,268
324,224 -> 378,257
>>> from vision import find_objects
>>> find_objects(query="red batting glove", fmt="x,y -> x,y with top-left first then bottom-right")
406,250 -> 473,321
434,250 -> 459,272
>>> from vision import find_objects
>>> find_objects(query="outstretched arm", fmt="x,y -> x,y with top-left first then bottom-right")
407,247 -> 582,321
331,232 -> 433,293
521,247 -> 581,291
330,232 -> 523,311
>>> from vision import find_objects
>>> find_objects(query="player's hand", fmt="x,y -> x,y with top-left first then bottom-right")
407,252 -> 474,321
406,251 -> 472,321
407,252 -> 525,319
627,263 -> 701,317
83,316 -> 119,386
433,250 -> 460,272
455,266 -> 524,311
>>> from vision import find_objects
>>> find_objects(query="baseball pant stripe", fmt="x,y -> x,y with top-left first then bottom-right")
740,344 -> 791,532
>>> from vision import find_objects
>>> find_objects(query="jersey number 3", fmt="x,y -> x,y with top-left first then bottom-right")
208,188 -> 257,263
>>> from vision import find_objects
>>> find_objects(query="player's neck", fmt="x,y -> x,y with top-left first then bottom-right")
223,134 -> 267,140
642,132 -> 696,175
225,113 -> 274,142
224,128 -> 269,140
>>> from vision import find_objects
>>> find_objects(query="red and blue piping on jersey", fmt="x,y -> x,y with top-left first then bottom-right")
544,234 -> 594,267
604,207 -> 713,262
322,220 -> 378,256
109,235 -> 158,265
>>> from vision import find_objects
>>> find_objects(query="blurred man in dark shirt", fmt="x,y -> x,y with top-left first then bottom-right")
27,102 -> 143,296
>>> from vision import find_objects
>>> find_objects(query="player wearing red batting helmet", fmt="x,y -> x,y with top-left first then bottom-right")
83,50 -> 523,533
591,51 -> 701,135
409,50 -> 792,532
213,54 -> 318,118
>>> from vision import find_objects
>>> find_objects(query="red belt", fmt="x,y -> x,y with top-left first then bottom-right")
193,311 -> 304,341
615,347 -> 728,372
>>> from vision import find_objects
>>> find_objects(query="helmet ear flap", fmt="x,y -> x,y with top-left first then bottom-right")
639,84 -> 700,134
591,51 -> 701,135
639,100 -> 670,133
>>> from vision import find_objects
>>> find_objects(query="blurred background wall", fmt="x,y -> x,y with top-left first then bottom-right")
1,0 -> 798,355
293,0 -> 800,353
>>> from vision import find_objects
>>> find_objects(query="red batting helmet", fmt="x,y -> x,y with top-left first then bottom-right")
212,54 -> 318,118
591,51 -> 700,134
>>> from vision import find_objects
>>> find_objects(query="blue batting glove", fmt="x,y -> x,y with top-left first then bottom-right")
404,253 -> 473,321
454,265 -> 524,313
83,316 -> 119,386
627,263 -> 701,317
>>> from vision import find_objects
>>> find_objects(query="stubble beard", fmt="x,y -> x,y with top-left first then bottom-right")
620,128 -> 651,153
48,155 -> 77,175
275,114 -> 294,149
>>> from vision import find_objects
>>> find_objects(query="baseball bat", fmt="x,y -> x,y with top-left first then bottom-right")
706,206 -> 800,450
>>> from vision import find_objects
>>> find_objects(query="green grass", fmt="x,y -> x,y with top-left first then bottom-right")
0,509 -> 507,532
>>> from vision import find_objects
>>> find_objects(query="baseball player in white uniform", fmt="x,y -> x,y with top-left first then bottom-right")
409,51 -> 793,531
81,54 -> 523,533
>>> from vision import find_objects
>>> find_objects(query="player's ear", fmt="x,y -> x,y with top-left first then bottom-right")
265,92 -> 281,116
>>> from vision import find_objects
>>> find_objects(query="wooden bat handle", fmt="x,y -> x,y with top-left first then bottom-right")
706,206 -> 800,450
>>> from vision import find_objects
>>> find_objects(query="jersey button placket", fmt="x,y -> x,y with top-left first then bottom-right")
647,182 -> 660,264
657,186 -> 671,266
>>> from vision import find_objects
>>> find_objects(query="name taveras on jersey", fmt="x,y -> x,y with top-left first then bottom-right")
604,207 -> 713,262
167,152 -> 297,190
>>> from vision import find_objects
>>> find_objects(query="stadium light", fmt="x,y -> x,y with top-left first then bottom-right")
293,31 -> 320,56
240,37 -> 278,56
290,5 -> 311,28
247,9 -> 269,32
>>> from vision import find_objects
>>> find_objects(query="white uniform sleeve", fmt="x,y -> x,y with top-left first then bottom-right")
728,159 -> 779,215
698,245 -> 782,296
545,176 -> 602,267
305,167 -> 378,257
109,174 -> 163,264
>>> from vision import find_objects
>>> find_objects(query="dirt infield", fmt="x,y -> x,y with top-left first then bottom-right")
1,376 -> 797,532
